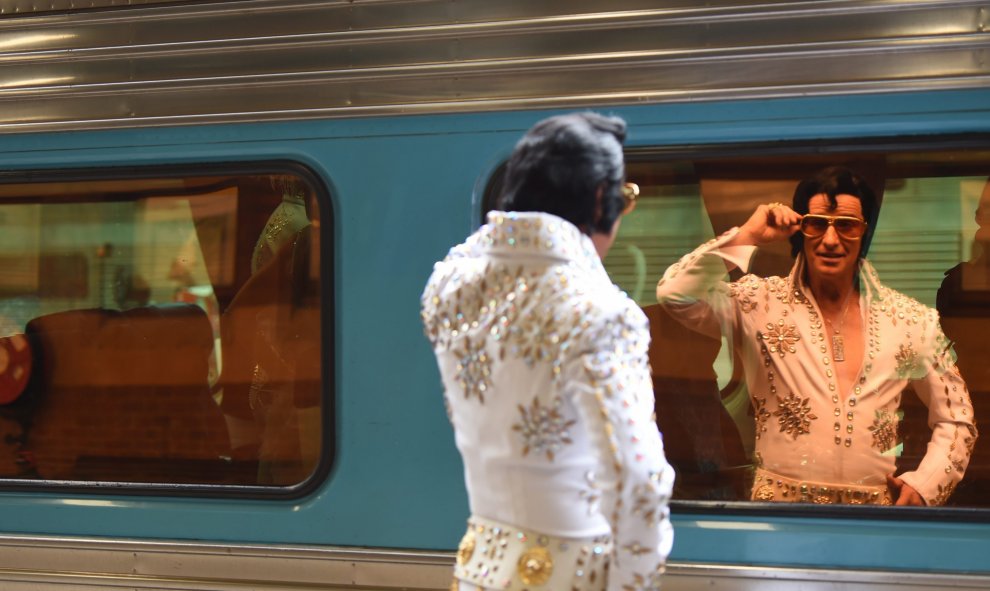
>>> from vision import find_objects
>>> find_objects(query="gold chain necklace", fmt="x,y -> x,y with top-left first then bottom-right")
823,289 -> 854,362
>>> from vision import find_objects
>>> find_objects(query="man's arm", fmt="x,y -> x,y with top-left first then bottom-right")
898,312 -> 978,506
566,304 -> 674,591
655,203 -> 800,338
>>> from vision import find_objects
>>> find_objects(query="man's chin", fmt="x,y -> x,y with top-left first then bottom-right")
813,259 -> 844,270
809,262 -> 849,279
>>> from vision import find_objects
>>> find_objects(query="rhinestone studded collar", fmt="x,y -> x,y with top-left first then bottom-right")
472,210 -> 602,271
788,252 -> 884,304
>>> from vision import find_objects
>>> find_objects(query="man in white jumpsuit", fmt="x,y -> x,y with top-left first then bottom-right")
422,113 -> 674,590
657,166 -> 976,506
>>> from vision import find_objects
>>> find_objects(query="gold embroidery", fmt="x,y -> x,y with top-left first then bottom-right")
455,337 -> 493,403
623,566 -> 665,591
422,213 -> 643,402
582,308 -> 651,385
728,276 -> 760,312
251,209 -> 292,271
517,546 -> 553,585
579,486 -> 601,516
869,408 -> 898,452
621,542 -> 652,556
874,283 -> 927,330
894,342 -> 919,379
774,393 -> 818,438
933,481 -> 956,506
964,424 -> 978,456
753,484 -> 775,501
753,397 -> 771,440
512,396 -> 576,461
247,363 -> 270,411
456,517 -> 615,590
457,531 -> 476,565
752,469 -> 891,505
759,319 -> 800,358
630,482 -> 662,527
768,275 -> 806,307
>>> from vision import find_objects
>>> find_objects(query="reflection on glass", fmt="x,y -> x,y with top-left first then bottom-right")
601,156 -> 987,508
0,172 -> 322,488
936,177 -> 990,506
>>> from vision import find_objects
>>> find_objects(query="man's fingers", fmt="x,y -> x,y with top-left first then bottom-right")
887,473 -> 910,505
887,474 -> 924,506
895,489 -> 924,506
766,204 -> 801,230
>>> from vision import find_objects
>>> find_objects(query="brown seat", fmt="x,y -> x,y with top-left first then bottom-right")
21,304 -> 231,483
643,303 -> 750,500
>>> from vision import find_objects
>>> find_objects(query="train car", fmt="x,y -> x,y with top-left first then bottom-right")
0,0 -> 986,589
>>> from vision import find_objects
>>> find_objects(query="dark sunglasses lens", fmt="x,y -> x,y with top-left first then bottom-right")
801,217 -> 829,236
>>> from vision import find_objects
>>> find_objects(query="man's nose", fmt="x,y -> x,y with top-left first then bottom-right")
822,224 -> 841,246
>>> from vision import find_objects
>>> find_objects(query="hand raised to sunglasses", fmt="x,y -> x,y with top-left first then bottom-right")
728,202 -> 803,248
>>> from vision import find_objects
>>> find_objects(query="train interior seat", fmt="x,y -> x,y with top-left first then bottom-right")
643,303 -> 751,500
13,303 -> 233,483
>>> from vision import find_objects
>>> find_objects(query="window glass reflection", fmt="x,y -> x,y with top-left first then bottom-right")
600,154 -> 988,508
0,172 -> 322,488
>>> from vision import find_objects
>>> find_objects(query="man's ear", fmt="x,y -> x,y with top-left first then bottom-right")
592,184 -> 605,228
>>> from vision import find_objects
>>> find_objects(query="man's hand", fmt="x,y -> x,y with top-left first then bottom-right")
729,202 -> 802,248
886,473 -> 926,506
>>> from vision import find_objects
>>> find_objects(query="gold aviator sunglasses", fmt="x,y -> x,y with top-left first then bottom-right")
799,214 -> 868,239
621,182 -> 640,215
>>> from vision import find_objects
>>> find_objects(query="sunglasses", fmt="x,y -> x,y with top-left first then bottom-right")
621,182 -> 639,215
800,214 -> 868,239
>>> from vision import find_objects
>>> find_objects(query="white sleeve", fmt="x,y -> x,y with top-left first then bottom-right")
899,311 -> 978,506
655,228 -> 755,340
565,304 -> 674,591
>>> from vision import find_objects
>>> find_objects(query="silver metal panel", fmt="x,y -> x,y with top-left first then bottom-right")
0,534 -> 987,590
0,0 -> 213,17
0,0 -> 986,131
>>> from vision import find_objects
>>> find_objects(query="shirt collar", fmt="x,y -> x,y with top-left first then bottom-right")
473,210 -> 602,269
788,253 -> 884,303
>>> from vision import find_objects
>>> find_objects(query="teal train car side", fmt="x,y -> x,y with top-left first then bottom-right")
0,1 -> 986,589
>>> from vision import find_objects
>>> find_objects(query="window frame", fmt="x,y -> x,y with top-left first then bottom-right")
0,160 -> 334,499
480,132 -> 990,522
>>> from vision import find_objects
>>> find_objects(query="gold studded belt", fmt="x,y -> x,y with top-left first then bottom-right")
751,468 -> 893,505
453,515 -> 612,591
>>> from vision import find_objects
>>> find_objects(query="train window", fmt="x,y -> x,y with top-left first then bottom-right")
483,143 -> 990,510
0,167 -> 325,492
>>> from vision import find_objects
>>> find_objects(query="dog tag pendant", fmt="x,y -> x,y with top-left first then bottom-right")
831,333 -> 845,362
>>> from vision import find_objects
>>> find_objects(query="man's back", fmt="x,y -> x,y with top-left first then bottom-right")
423,210 -> 673,590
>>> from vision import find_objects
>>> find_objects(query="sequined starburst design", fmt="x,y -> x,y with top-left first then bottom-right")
512,396 -> 575,461
455,337 -> 493,403
774,393 -> 817,438
895,342 -> 919,379
869,409 -> 898,452
759,319 -> 801,358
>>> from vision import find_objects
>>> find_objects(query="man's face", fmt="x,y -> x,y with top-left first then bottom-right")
803,193 -> 864,284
